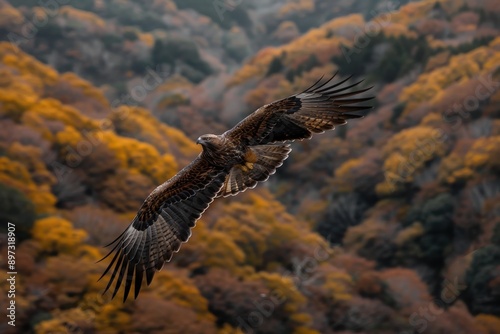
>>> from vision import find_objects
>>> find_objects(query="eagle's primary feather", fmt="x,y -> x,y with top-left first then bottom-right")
99,73 -> 373,301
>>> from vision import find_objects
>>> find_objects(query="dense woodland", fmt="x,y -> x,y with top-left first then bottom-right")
0,0 -> 500,333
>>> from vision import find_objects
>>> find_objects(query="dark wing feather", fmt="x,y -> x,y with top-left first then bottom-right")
225,73 -> 373,145
98,156 -> 226,302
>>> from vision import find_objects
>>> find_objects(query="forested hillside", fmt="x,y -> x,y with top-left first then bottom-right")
0,0 -> 499,333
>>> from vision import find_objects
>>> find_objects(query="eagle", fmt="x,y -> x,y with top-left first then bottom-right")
99,74 -> 373,301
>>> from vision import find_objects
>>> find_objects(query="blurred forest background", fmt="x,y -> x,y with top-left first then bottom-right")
0,0 -> 500,333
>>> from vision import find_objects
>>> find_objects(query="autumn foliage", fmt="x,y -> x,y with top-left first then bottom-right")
1,0 -> 500,333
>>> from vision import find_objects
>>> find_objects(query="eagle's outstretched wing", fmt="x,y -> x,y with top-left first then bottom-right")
99,74 -> 373,301
218,74 -> 373,197
225,73 -> 373,145
98,157 -> 226,302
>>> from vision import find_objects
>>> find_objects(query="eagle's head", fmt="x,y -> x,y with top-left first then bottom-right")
196,134 -> 223,151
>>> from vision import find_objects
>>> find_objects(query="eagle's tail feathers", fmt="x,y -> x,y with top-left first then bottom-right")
218,144 -> 291,197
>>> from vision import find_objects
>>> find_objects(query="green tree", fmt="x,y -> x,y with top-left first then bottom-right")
266,56 -> 285,76
0,182 -> 36,240
465,245 -> 500,314
405,193 -> 455,264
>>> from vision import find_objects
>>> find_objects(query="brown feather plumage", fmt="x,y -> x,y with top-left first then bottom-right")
99,74 -> 373,301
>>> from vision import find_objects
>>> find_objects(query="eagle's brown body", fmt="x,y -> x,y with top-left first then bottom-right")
99,74 -> 373,301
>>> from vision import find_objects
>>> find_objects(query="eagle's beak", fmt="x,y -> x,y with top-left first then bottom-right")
196,137 -> 202,145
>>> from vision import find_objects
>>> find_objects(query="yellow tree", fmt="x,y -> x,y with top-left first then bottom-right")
377,126 -> 446,195
32,217 -> 87,255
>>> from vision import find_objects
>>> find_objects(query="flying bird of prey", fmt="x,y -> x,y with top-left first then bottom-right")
99,74 -> 373,301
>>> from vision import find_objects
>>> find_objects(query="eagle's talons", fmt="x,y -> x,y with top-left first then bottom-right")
238,162 -> 254,172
